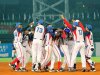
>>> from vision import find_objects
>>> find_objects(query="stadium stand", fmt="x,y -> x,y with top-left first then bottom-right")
0,0 -> 100,43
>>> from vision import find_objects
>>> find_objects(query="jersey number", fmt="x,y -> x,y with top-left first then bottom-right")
36,27 -> 43,33
78,30 -> 82,35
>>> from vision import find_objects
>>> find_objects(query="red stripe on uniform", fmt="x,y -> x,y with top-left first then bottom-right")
18,32 -> 20,37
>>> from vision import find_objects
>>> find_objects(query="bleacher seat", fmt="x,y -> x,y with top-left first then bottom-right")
0,34 -> 13,43
0,30 -> 8,34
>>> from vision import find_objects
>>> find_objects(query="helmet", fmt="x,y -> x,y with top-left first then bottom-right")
64,28 -> 70,33
75,20 -> 80,22
73,22 -> 79,26
86,24 -> 92,31
16,22 -> 22,28
38,19 -> 44,25
46,25 -> 53,33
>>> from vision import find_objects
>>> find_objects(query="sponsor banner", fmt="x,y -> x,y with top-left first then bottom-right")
0,43 -> 12,58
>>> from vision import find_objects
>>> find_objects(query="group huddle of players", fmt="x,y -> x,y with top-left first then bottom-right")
9,15 -> 96,72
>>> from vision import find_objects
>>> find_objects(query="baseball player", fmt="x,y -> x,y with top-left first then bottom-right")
59,27 -> 72,72
23,28 -> 34,69
85,25 -> 96,72
20,21 -> 34,71
31,19 -> 45,72
41,25 -> 53,71
9,22 -> 24,71
64,21 -> 76,70
79,23 -> 96,72
61,15 -> 86,72
9,22 -> 31,72
49,29 -> 62,72
21,30 -> 30,71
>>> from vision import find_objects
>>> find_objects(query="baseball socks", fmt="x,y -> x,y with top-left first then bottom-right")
57,61 -> 62,71
15,60 -> 20,70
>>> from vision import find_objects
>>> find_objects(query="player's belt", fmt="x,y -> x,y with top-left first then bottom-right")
34,38 -> 43,40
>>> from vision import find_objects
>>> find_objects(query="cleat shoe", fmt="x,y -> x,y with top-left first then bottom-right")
9,63 -> 16,70
32,69 -> 36,72
49,69 -> 56,72
32,64 -> 36,72
56,70 -> 60,72
35,69 -> 41,72
15,68 -> 22,72
38,63 -> 41,70
21,68 -> 28,72
68,67 -> 76,72
73,64 -> 76,70
44,66 -> 49,72
90,68 -> 96,72
68,67 -> 71,72
36,63 -> 41,72
82,68 -> 86,72
59,68 -> 65,72
73,68 -> 76,71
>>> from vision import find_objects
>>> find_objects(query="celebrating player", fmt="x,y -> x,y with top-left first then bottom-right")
59,26 -> 72,72
61,15 -> 86,72
41,24 -> 53,71
79,23 -> 96,72
9,22 -> 24,71
31,19 -> 45,72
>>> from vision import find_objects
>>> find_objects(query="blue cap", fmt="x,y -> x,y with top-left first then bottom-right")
16,22 -> 22,27
38,19 -> 44,25
86,24 -> 92,31
73,22 -> 79,26
46,25 -> 54,33
64,28 -> 70,33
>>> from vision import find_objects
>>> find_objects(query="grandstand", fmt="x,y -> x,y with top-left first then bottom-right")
0,0 -> 100,43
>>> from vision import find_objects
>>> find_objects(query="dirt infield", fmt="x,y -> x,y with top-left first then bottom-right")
0,62 -> 100,75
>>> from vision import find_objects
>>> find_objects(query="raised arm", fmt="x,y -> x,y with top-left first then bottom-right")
60,15 -> 72,29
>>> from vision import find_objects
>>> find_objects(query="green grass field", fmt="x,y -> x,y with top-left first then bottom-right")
0,57 -> 100,63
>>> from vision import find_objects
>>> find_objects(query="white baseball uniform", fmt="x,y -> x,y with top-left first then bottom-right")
85,31 -> 94,57
78,22 -> 96,69
41,33 -> 52,68
63,18 -> 86,68
31,24 -> 45,65
50,37 -> 61,70
70,27 -> 86,68
13,29 -> 25,67
22,34 -> 31,68
85,31 -> 95,66
59,36 -> 70,69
